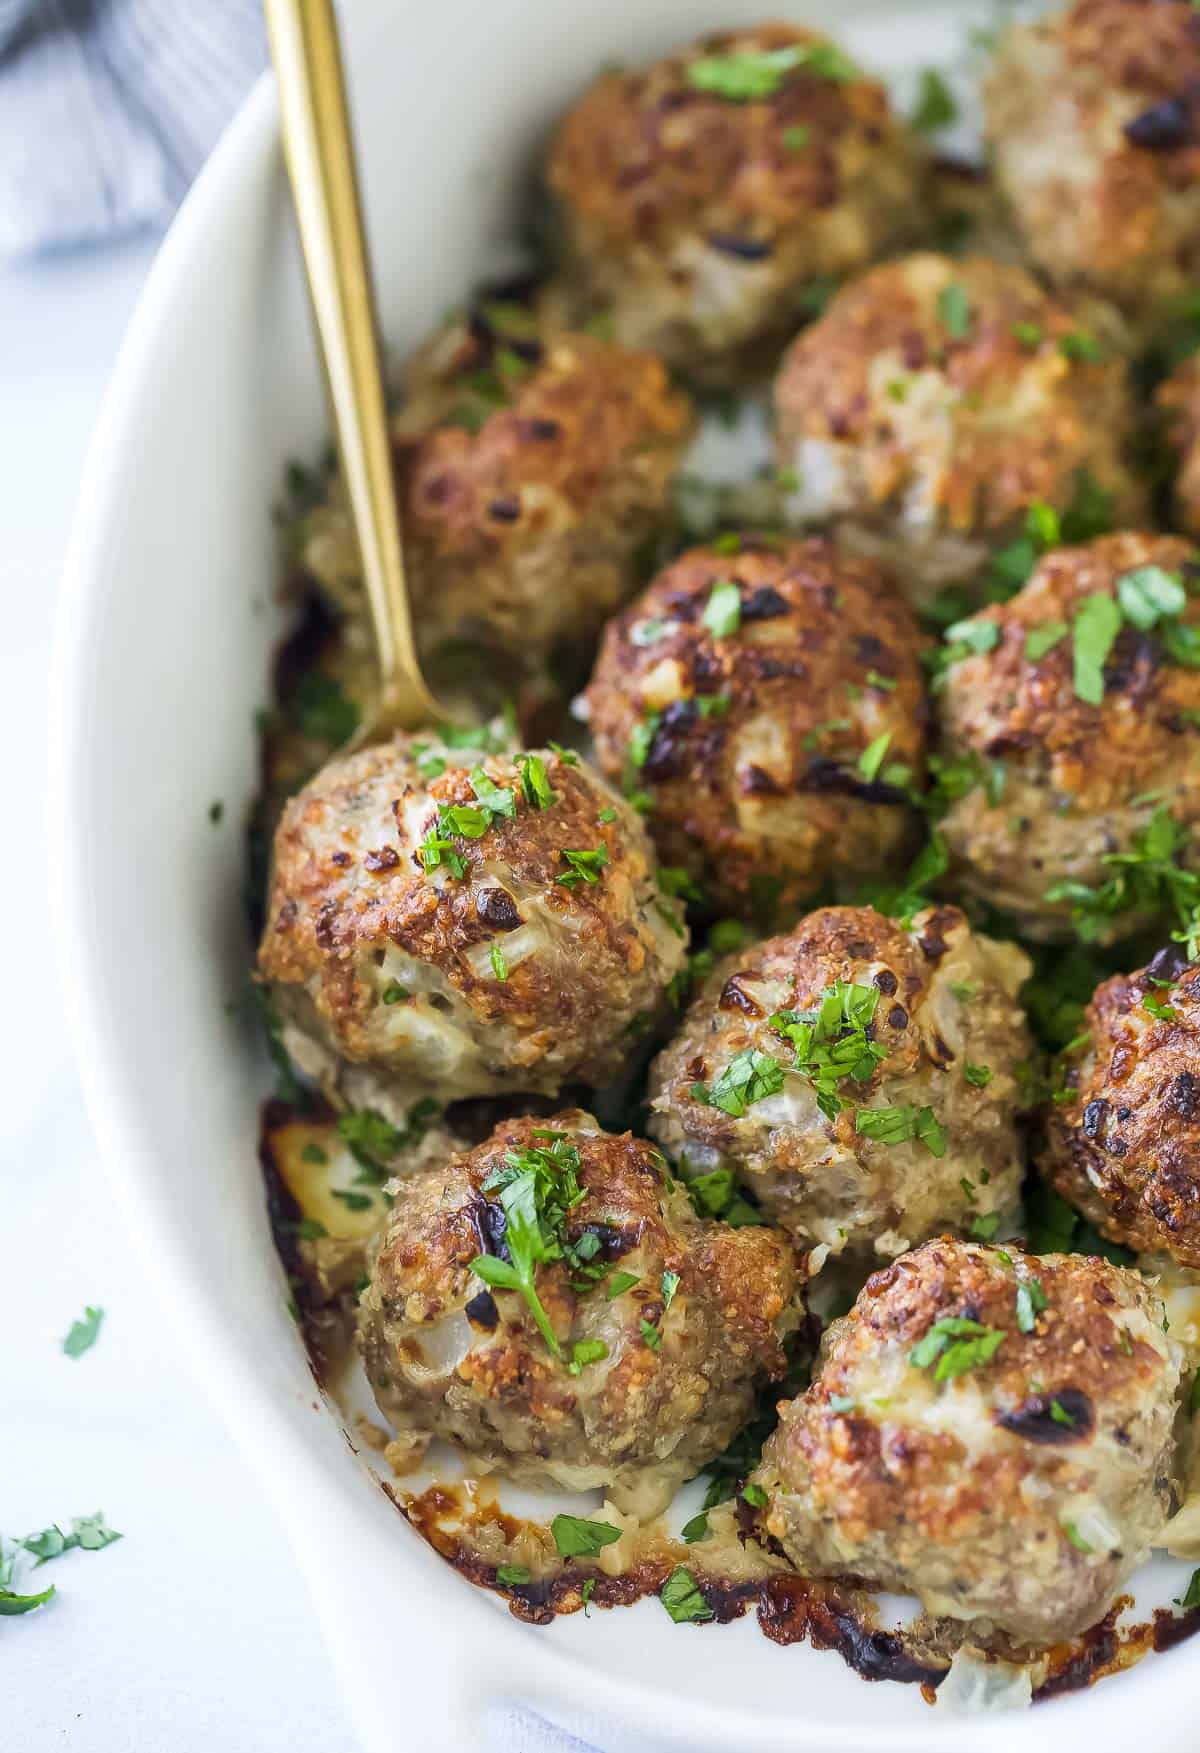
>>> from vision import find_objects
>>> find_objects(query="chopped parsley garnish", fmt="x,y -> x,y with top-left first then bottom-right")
970,1213 -> 1002,1242
686,41 -> 857,101
742,1482 -> 768,1508
468,1136 -> 590,1362
661,1269 -> 681,1309
381,983 -> 408,1005
692,1049 -> 784,1117
1023,1182 -> 1135,1263
681,1512 -> 709,1543
628,713 -> 660,770
855,1104 -> 948,1156
1144,992 -> 1177,1020
1025,620 -> 1068,661
1062,1520 -> 1093,1554
1012,321 -> 1043,350
295,1218 -> 328,1241
517,753 -> 555,810
963,1062 -> 992,1088
1177,1570 -> 1200,1610
62,1306 -> 104,1359
1117,565 -> 1187,628
208,800 -> 223,825
910,1316 -> 1004,1380
496,1564 -> 531,1586
1072,593 -> 1123,704
557,845 -> 609,888
769,980 -> 886,1119
857,731 -> 892,782
338,1106 -> 404,1176
912,67 -> 957,131
937,282 -> 971,339
1059,331 -> 1103,364
0,1582 -> 56,1616
1049,1398 -> 1076,1427
702,580 -> 742,639
781,124 -> 810,150
567,1339 -> 608,1376
605,1271 -> 639,1300
331,1188 -> 374,1212
680,1163 -> 761,1228
580,1577 -> 596,1611
1015,1278 -> 1048,1333
489,943 -> 509,982
552,1514 -> 621,1558
22,1513 -> 121,1564
630,617 -> 673,646
1045,805 -> 1200,939
640,1317 -> 663,1351
597,806 -> 617,824
659,1565 -> 714,1624
659,866 -> 705,903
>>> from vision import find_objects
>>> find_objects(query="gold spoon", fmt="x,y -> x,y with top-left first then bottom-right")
264,0 -> 447,735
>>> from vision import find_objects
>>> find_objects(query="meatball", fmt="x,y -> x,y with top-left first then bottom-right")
358,1111 -> 805,1514
1157,356 -> 1200,540
1040,947 -> 1200,1266
984,0 -> 1200,331
296,319 -> 693,675
647,905 -> 1033,1259
937,532 -> 1200,943
773,253 -> 1148,608
258,735 -> 686,1114
545,24 -> 926,381
582,536 -> 928,921
750,1238 -> 1183,1646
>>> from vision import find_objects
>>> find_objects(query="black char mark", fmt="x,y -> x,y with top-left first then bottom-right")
801,757 -> 908,806
995,1388 -> 1095,1446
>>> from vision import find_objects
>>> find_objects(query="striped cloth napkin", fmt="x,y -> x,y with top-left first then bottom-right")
0,0 -> 267,257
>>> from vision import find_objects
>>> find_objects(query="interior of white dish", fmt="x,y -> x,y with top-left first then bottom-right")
52,1 -> 1200,1749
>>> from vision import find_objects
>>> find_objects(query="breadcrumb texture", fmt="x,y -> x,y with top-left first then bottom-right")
546,22 -> 926,378
584,536 -> 928,920
258,736 -> 686,1107
1042,950 -> 1200,1266
647,905 -> 1033,1258
1158,356 -> 1200,540
773,253 -> 1148,606
984,0 -> 1200,328
938,532 -> 1200,940
359,1111 -> 805,1513
297,322 -> 693,669
752,1238 -> 1183,1644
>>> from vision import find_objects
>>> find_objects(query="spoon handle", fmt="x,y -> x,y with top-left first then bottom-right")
264,0 -> 441,728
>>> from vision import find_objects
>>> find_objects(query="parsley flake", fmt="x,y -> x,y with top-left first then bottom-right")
937,282 -> 971,339
62,1307 -> 104,1359
702,580 -> 742,639
1072,593 -> 1122,704
552,1514 -> 621,1558
1015,1278 -> 1048,1333
558,845 -> 609,888
693,1049 -> 784,1117
910,1316 -> 1004,1380
659,1565 -> 714,1624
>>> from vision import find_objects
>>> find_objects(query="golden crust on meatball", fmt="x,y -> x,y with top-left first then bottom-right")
647,904 -> 1033,1258
984,0 -> 1200,327
1041,949 -> 1200,1266
583,535 -> 928,920
937,532 -> 1200,940
773,253 -> 1148,605
297,322 -> 693,669
258,735 -> 687,1109
1158,356 -> 1200,541
751,1237 -> 1183,1645
358,1111 -> 805,1514
545,23 -> 926,377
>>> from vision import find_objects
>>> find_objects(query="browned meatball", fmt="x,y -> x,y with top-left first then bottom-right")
985,0 -> 1200,331
773,254 -> 1148,607
937,532 -> 1200,942
1040,947 -> 1200,1266
258,735 -> 686,1115
1158,356 -> 1200,540
751,1238 -> 1183,1646
582,536 -> 928,921
545,23 -> 926,380
647,905 -> 1033,1259
358,1111 -> 805,1515
296,321 -> 693,673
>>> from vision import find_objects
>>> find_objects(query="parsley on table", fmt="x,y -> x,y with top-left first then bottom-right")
909,1316 -> 1004,1380
686,42 -> 856,101
0,1582 -> 55,1616
23,1513 -> 121,1564
659,1565 -> 714,1624
552,1514 -> 621,1558
855,1104 -> 947,1156
912,68 -> 957,132
62,1306 -> 104,1359
702,580 -> 742,639
691,1049 -> 784,1117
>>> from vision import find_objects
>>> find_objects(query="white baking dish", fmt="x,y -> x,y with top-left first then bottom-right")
49,0 -> 1200,1746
